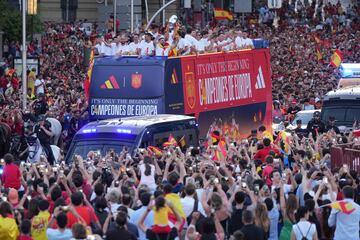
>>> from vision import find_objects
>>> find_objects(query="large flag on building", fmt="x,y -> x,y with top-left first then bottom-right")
330,49 -> 343,67
214,8 -> 234,21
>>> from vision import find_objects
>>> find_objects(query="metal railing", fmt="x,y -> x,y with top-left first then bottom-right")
331,144 -> 360,172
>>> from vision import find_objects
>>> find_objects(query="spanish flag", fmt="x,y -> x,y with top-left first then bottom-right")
328,201 -> 355,215
147,146 -> 162,157
211,132 -> 225,144
212,140 -> 227,161
316,47 -> 323,61
179,136 -> 186,148
214,8 -> 234,21
330,49 -> 343,68
163,134 -> 178,147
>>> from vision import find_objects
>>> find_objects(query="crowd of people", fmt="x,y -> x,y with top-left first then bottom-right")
0,0 -> 359,239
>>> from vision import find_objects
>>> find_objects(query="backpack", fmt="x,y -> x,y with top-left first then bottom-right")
296,222 -> 312,240
186,198 -> 205,233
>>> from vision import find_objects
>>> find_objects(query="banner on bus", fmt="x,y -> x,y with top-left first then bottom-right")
179,50 -> 272,115
90,97 -> 164,118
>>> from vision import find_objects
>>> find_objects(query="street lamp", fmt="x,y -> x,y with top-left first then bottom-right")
27,0 -> 37,15
27,0 -> 37,40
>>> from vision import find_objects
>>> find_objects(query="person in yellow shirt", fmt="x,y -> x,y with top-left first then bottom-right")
31,200 -> 50,240
28,69 -> 36,96
0,201 -> 19,240
152,196 -> 171,234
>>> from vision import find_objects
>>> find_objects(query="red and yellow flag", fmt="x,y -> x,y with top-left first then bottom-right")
147,146 -> 162,157
163,134 -> 178,147
330,49 -> 343,67
316,47 -> 323,61
179,135 -> 186,148
330,201 -> 355,215
214,8 -> 234,21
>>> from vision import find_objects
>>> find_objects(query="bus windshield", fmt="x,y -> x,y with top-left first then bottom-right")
68,140 -> 135,160
322,106 -> 360,125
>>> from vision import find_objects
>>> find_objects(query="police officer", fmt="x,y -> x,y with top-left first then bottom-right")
34,115 -> 55,165
306,111 -> 326,137
294,119 -> 309,139
326,116 -> 340,134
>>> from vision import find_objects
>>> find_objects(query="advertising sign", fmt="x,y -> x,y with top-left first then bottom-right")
90,97 -> 164,118
180,49 -> 272,138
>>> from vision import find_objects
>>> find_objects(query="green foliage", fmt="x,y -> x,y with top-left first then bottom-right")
0,0 -> 43,42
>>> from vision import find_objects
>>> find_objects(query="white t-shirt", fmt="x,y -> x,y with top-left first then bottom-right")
139,40 -> 155,56
101,43 -> 113,56
292,221 -> 317,240
46,228 -> 73,240
35,79 -> 45,95
184,34 -> 198,47
196,38 -> 210,52
128,42 -> 140,54
235,36 -> 246,49
155,44 -> 170,56
177,38 -> 191,55
181,196 -> 206,218
139,164 -> 156,187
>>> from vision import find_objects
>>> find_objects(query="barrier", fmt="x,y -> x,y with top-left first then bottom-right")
331,145 -> 360,172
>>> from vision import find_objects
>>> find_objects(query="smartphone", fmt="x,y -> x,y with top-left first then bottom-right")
323,177 -> 328,184
0,166 -> 3,175
61,206 -> 69,212
241,182 -> 247,189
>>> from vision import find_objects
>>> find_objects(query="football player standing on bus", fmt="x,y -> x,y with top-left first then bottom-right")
177,30 -> 191,55
306,111 -> 326,137
114,35 -> 130,56
128,33 -> 141,55
139,32 -> 155,56
155,36 -> 170,56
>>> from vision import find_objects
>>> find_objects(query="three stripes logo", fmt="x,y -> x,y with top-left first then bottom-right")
255,66 -> 266,89
101,75 -> 120,89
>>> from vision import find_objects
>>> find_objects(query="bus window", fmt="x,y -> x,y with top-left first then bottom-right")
322,108 -> 346,122
346,108 -> 360,122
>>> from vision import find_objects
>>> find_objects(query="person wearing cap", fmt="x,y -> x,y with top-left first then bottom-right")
325,116 -> 340,134
306,111 -> 325,138
155,35 -> 170,56
34,115 -> 55,165
294,119 -> 309,139
287,99 -> 301,117
138,32 -> 155,56
31,93 -> 48,117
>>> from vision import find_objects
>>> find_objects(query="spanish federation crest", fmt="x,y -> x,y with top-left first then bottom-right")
185,72 -> 195,109
131,72 -> 142,89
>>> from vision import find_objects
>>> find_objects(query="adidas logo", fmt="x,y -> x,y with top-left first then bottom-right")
255,66 -> 265,89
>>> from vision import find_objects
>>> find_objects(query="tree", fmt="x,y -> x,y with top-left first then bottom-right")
0,0 -> 43,42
